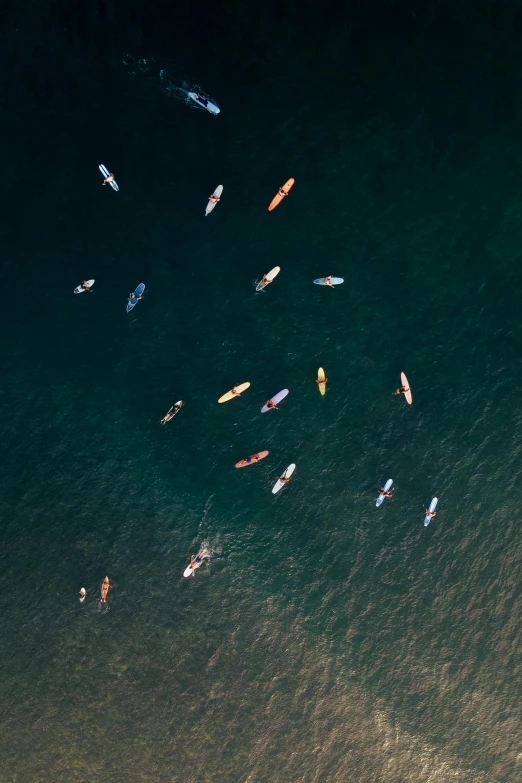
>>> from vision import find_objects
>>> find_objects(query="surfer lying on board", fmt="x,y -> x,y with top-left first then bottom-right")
190,549 -> 209,574
102,173 -> 115,185
395,384 -> 410,396
378,486 -> 394,498
425,508 -> 437,520
265,399 -> 278,410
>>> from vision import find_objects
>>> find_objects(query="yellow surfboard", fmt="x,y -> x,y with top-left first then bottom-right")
317,367 -> 326,396
218,382 -> 250,403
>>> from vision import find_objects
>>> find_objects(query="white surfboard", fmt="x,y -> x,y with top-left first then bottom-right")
256,266 -> 280,291
424,497 -> 438,527
272,463 -> 296,494
205,185 -> 223,215
99,164 -> 119,191
376,479 -> 393,507
74,279 -> 95,294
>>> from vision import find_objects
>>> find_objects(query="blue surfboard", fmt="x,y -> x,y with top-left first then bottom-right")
126,283 -> 145,313
376,479 -> 393,507
424,497 -> 438,527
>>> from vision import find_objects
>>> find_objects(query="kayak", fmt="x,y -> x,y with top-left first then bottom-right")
424,497 -> 438,527
376,479 -> 393,507
99,164 -> 119,192
317,367 -> 326,396
183,546 -> 210,577
126,283 -> 145,313
100,576 -> 110,603
205,185 -> 223,215
218,382 -> 250,403
268,178 -> 294,211
399,372 -> 413,405
256,266 -> 280,292
261,389 -> 289,413
313,277 -> 344,286
74,279 -> 95,294
235,450 -> 269,468
272,463 -> 296,494
161,400 -> 183,424
188,92 -> 220,115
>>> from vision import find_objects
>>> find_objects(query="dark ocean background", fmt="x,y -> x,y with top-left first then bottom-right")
1,1 -> 522,781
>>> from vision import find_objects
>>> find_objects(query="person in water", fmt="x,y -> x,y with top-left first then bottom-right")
266,399 -> 278,410
81,280 -> 92,292
378,486 -> 394,498
425,508 -> 437,519
103,173 -> 115,185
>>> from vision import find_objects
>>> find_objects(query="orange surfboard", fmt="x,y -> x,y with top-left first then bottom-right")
235,451 -> 269,468
268,178 -> 294,211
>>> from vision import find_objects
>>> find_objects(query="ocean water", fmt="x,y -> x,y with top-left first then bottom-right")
1,2 -> 522,781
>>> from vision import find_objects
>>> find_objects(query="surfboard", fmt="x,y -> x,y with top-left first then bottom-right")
313,277 -> 344,286
261,389 -> 289,413
400,372 -> 413,405
126,283 -> 145,313
188,92 -> 220,114
161,400 -> 183,424
235,451 -> 269,468
256,266 -> 280,292
99,164 -> 119,191
424,497 -> 438,527
218,382 -> 250,403
183,547 -> 210,577
376,479 -> 393,507
317,367 -> 326,396
272,463 -> 296,494
74,279 -> 95,294
268,178 -> 294,211
205,185 -> 223,216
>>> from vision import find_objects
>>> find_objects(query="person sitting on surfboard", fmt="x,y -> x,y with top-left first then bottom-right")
102,173 -> 115,185
128,291 -> 143,305
265,399 -> 278,410
81,280 -> 93,292
425,508 -> 437,519
231,387 -> 242,396
261,273 -> 274,286
395,384 -> 410,396
378,486 -> 394,498
279,474 -> 291,484
316,375 -> 328,389
324,276 -> 334,288
277,187 -> 288,198
208,193 -> 220,203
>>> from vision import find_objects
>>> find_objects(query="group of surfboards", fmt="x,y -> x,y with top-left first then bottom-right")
76,88 -> 437,599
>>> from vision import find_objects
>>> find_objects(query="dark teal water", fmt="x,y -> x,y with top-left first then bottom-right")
1,2 -> 522,781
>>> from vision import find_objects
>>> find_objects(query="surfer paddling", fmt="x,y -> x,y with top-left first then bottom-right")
100,576 -> 111,603
161,402 -> 182,424
189,548 -> 209,575
378,485 -> 394,499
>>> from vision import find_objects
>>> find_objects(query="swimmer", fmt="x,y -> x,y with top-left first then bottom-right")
425,508 -> 437,520
79,587 -> 87,602
378,486 -> 394,498
102,173 -> 115,185
100,576 -> 111,603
